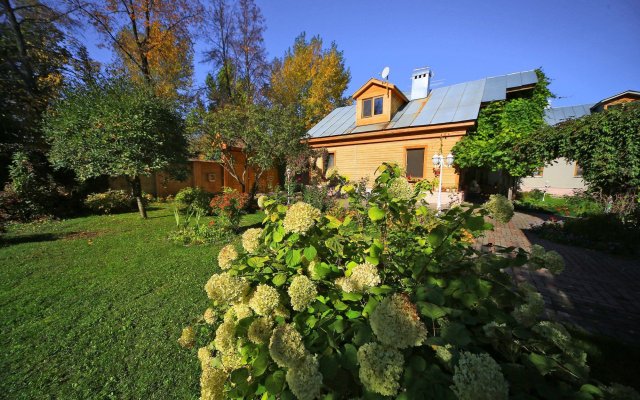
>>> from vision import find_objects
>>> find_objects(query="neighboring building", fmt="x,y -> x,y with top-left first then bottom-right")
520,90 -> 640,195
109,150 -> 279,197
307,67 -> 540,204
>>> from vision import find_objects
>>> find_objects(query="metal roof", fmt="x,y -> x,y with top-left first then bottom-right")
308,70 -> 538,138
544,104 -> 593,126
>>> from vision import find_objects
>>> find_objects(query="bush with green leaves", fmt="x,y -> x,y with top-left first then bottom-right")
168,206 -> 233,246
180,163 -> 635,400
175,187 -> 215,214
84,190 -> 140,214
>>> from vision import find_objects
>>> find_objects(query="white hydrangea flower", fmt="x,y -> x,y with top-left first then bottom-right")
370,294 -> 428,349
283,202 -> 321,235
223,303 -> 253,323
200,363 -> 227,400
269,324 -> 308,368
203,308 -> 216,325
214,320 -> 244,370
451,352 -> 508,400
349,262 -> 381,291
217,244 -> 238,270
204,272 -> 250,304
357,342 -> 404,396
178,326 -> 195,348
288,275 -> 317,311
286,354 -> 323,400
484,194 -> 514,223
242,228 -> 263,253
247,317 -> 273,345
249,284 -> 280,316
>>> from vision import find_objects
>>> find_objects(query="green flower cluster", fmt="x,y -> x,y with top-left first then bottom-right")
370,294 -> 428,349
512,284 -> 545,327
451,352 -> 508,400
214,320 -> 243,370
288,275 -> 317,311
387,177 -> 414,200
283,202 -> 321,234
204,272 -> 249,304
484,194 -> 514,223
242,228 -> 263,253
529,244 -> 565,274
177,326 -> 195,348
203,307 -> 216,325
357,342 -> 404,396
198,347 -> 227,400
249,284 -> 280,316
247,317 -> 273,345
217,244 -> 238,270
335,262 -> 381,293
269,324 -> 323,400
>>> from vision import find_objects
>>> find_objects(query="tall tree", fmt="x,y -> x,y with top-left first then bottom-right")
203,0 -> 268,108
43,78 -> 188,218
72,0 -> 200,102
269,32 -> 351,129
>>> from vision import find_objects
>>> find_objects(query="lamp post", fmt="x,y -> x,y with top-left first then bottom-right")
432,152 -> 454,211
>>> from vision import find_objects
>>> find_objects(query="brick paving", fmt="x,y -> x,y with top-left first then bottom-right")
478,212 -> 640,344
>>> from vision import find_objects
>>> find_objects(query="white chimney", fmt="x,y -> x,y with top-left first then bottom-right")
410,67 -> 432,100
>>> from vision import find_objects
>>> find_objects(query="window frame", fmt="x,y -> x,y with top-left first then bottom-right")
404,146 -> 427,180
361,96 -> 384,118
324,152 -> 335,170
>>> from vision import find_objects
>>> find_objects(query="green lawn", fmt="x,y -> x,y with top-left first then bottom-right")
0,204 -> 263,399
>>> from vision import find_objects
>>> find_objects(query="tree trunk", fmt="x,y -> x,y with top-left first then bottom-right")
130,175 -> 147,219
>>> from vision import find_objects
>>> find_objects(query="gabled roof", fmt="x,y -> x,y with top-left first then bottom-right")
590,90 -> 640,111
308,70 -> 538,139
352,78 -> 409,102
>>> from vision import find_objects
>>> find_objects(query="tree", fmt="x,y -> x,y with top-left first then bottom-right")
269,32 -> 351,129
1,0 -> 72,166
452,69 -> 554,197
189,103 -> 306,198
203,0 -> 268,108
43,78 -> 188,218
538,101 -> 640,196
72,0 -> 200,102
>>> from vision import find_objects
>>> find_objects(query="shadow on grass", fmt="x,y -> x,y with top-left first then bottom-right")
0,232 -> 65,247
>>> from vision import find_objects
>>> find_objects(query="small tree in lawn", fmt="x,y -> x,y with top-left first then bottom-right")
189,102 -> 307,203
44,78 -> 188,218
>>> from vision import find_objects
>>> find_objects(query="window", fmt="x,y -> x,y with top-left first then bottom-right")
374,97 -> 384,115
574,163 -> 583,177
532,167 -> 544,177
324,153 -> 335,170
406,148 -> 425,179
362,96 -> 383,118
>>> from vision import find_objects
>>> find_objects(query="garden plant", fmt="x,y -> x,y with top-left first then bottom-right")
180,163 -> 636,400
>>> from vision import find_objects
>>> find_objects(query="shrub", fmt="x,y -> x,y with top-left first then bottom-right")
175,187 -> 214,214
484,194 -> 514,223
302,185 -> 334,212
527,188 -> 545,201
181,163 -> 635,400
210,188 -> 248,230
84,190 -> 139,214
168,207 -> 232,246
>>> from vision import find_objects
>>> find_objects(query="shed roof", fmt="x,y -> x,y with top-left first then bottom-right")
308,70 -> 538,139
543,104 -> 593,126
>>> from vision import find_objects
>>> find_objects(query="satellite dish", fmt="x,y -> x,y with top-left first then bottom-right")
381,66 -> 390,81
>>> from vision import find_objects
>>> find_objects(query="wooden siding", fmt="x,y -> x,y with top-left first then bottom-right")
314,131 -> 465,189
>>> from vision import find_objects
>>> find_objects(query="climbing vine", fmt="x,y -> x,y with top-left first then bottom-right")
453,69 -> 555,179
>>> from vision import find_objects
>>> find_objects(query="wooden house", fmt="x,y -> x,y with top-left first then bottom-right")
306,67 -> 540,203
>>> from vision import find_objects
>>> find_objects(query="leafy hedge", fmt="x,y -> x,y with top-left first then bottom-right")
180,163 -> 637,400
84,190 -> 140,214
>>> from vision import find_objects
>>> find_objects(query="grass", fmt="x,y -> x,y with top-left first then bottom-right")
0,204 -> 263,399
514,192 -> 602,217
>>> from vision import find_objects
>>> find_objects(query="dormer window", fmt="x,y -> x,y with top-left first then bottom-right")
362,96 -> 384,118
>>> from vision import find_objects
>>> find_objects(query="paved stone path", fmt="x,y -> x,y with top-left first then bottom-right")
478,212 -> 640,344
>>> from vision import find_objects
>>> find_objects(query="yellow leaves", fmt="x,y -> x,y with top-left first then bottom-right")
269,34 -> 350,129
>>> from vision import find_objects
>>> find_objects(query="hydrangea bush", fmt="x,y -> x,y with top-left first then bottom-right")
180,163 -> 635,400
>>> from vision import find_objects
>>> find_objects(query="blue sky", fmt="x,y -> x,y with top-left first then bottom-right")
85,0 -> 640,107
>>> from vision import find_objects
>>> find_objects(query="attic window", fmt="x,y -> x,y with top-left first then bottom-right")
362,96 -> 384,118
